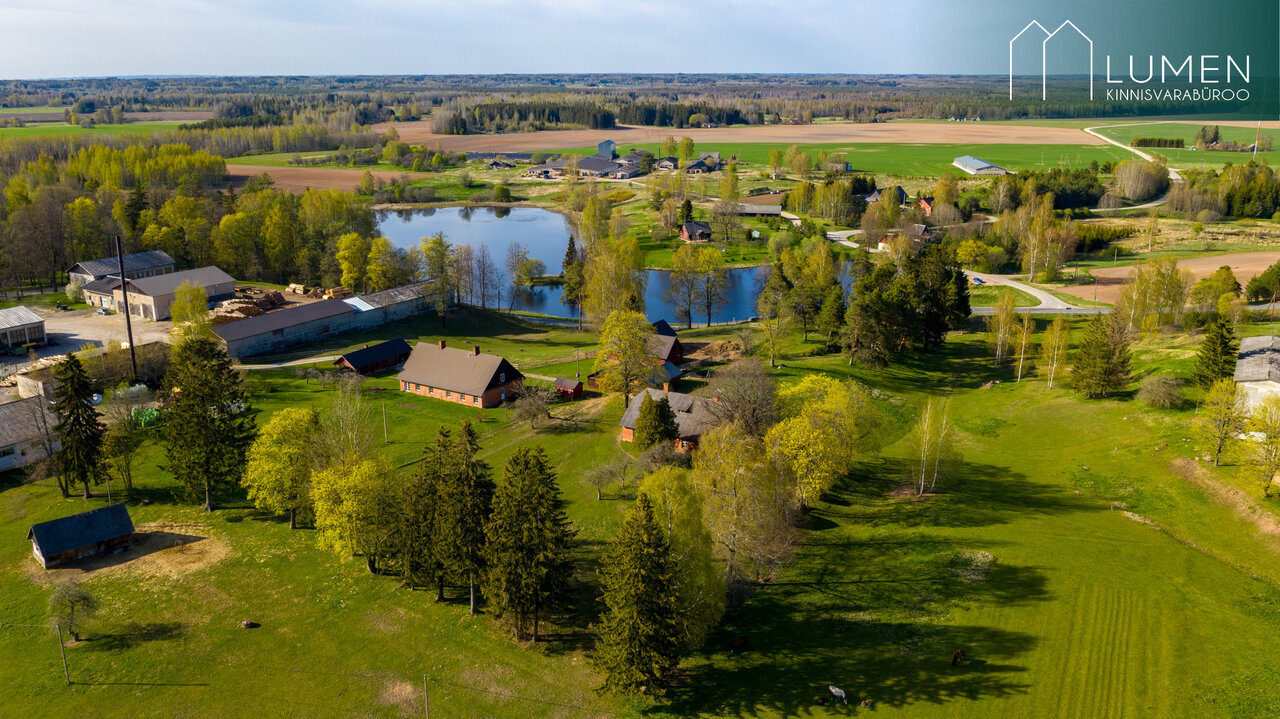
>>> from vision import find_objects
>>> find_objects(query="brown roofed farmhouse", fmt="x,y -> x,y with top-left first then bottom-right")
398,340 -> 524,408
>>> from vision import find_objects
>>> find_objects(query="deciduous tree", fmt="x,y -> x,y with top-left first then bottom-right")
242,407 -> 320,529
593,309 -> 656,405
1197,378 -> 1247,467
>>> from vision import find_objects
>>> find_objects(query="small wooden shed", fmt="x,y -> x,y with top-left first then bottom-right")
554,377 -> 583,399
28,504 -> 134,569
335,338 -> 412,374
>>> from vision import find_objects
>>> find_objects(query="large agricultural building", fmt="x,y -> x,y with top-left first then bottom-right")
952,155 -> 1009,176
213,282 -> 433,358
81,266 -> 236,320
1235,335 -> 1280,410
0,306 -> 46,351
67,250 -> 176,286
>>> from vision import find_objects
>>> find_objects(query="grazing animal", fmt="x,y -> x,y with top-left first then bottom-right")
730,636 -> 750,653
952,649 -> 966,666
861,700 -> 874,708
828,686 -> 847,705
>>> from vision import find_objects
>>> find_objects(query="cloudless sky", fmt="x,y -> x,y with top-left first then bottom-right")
0,0 -> 1009,78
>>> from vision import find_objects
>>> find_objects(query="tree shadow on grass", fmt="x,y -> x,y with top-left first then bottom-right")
83,622 -> 185,652
542,537 -> 607,656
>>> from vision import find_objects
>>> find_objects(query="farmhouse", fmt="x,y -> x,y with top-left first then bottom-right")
865,186 -> 908,205
952,155 -> 1009,175
1235,335 -> 1280,410
684,158 -> 713,174
0,396 -> 58,472
27,503 -> 134,569
680,221 -> 714,242
0,306 -> 46,351
619,388 -> 719,452
398,340 -> 524,408
214,282 -> 434,358
554,377 -> 583,399
655,157 -> 680,171
67,249 -> 175,286
917,196 -> 934,216
649,332 -> 684,365
81,266 -> 236,320
334,338 -> 412,374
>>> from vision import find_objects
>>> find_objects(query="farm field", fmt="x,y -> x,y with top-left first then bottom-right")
1090,122 -> 1280,169
6,314 -> 1280,716
0,122 -> 184,139
372,120 -> 1105,151
1062,250 -> 1280,304
554,142 -> 1132,177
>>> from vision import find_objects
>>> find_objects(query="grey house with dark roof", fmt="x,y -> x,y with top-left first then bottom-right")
28,503 -> 134,569
398,340 -> 524,408
0,396 -> 59,472
619,388 -> 720,451
68,250 -> 175,286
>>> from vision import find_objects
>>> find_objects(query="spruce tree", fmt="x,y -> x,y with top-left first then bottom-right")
433,421 -> 493,614
562,234 -> 578,273
817,284 -> 847,346
594,494 -> 681,696
633,393 -> 659,450
400,429 -> 447,592
52,354 -> 103,499
1071,314 -> 1131,399
653,396 -> 680,446
484,447 -> 575,640
1191,319 -> 1239,389
163,337 -> 256,510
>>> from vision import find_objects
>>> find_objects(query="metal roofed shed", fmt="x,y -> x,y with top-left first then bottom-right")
213,298 -> 357,357
28,503 -> 134,569
67,250 -> 176,285
0,306 -> 46,350
335,338 -> 412,374
952,155 -> 1009,175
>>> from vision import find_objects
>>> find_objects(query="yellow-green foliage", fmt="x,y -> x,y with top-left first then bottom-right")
767,375 -> 878,506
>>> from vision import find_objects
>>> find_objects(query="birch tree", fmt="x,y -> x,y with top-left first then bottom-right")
1012,311 -> 1035,381
1244,395 -> 1280,496
909,398 -> 956,496
986,290 -> 1017,364
1040,315 -> 1070,389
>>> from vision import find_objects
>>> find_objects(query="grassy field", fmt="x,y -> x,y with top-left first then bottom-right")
1091,122 -> 1280,170
0,106 -> 67,115
553,142 -> 1133,177
968,284 -> 1038,308
0,291 -> 87,312
8,310 -> 1280,716
0,122 -> 183,139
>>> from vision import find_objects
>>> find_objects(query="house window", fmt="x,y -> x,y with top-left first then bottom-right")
428,386 -> 434,395
445,390 -> 451,399
499,372 -> 505,384
473,396 -> 479,406
0,446 -> 14,458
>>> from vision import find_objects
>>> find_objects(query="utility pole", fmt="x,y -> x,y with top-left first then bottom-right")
55,622 -> 69,685
423,674 -> 430,719
114,235 -> 138,382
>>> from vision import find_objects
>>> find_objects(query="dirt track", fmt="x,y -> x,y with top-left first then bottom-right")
374,121 -> 1104,152
227,165 -> 429,192
1059,251 -> 1280,304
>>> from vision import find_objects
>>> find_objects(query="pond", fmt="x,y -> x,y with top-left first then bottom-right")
377,206 -> 769,324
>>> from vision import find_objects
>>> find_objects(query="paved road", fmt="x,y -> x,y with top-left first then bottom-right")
965,271 -> 1078,310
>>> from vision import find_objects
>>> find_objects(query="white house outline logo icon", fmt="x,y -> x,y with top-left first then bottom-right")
1009,20 -> 1093,101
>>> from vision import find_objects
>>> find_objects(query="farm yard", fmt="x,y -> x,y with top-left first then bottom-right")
7,312 -> 1280,717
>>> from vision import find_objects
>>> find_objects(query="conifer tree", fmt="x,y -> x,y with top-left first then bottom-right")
633,393 -> 659,450
1191,319 -> 1239,389
400,428 -> 448,595
163,337 -> 256,510
653,396 -> 680,446
52,354 -> 103,500
1071,314 -> 1131,398
817,284 -> 846,346
594,494 -> 682,696
432,421 -> 493,614
484,447 -> 575,640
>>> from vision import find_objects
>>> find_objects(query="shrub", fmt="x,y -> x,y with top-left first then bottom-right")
1137,375 -> 1183,409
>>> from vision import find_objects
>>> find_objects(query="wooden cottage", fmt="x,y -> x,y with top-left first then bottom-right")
28,504 -> 134,569
397,340 -> 524,408
554,377 -> 584,399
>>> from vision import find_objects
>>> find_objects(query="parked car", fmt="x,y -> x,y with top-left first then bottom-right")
96,307 -> 111,315
971,277 -> 985,285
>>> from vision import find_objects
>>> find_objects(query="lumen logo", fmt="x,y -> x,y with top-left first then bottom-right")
1008,20 -> 1093,101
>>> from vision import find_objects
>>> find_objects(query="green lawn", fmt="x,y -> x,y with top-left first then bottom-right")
0,291 -> 87,311
0,106 -> 67,115
8,312 -> 1280,716
0,122 -> 184,139
968,284 -> 1038,308
553,142 -> 1133,177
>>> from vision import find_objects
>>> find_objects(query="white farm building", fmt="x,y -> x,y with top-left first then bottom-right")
1235,335 -> 1280,410
952,155 -> 1009,176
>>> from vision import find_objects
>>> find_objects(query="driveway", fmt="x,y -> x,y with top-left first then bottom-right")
41,307 -> 173,350
965,271 -> 1079,310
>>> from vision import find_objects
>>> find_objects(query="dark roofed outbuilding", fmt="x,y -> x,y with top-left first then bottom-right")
335,338 -> 412,374
28,503 -> 134,569
651,319 -> 678,337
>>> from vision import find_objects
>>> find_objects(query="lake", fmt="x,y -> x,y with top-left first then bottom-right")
377,206 -> 769,324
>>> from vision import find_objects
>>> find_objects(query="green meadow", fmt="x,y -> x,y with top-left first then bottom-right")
555,142 -> 1133,177
0,122 -> 184,139
1091,122 -> 1280,170
5,310 -> 1280,716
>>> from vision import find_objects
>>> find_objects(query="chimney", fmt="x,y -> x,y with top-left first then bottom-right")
437,340 -> 446,349
662,382 -> 670,393
712,394 -> 720,403
472,345 -> 480,356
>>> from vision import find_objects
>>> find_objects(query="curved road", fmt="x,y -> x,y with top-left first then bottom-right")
1082,122 -> 1184,208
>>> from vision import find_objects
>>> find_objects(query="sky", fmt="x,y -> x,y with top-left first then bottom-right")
0,0 -> 994,78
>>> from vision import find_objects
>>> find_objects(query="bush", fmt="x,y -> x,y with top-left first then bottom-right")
639,443 -> 691,471
1137,375 -> 1183,409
